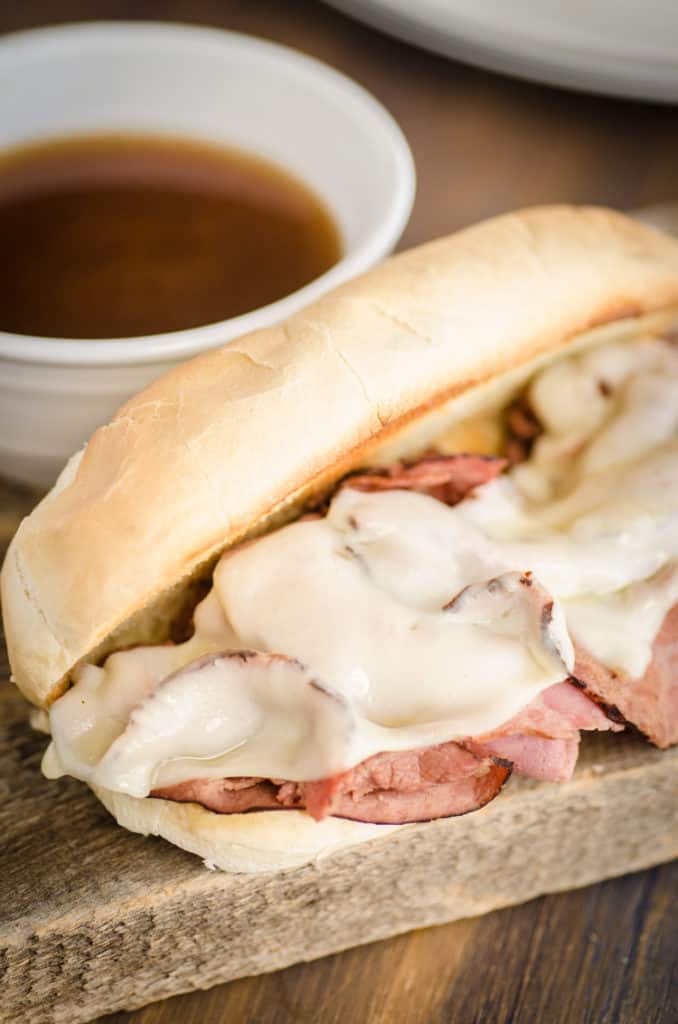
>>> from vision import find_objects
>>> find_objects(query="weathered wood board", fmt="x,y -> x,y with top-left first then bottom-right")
2,673 -> 677,1024
1,481 -> 677,1024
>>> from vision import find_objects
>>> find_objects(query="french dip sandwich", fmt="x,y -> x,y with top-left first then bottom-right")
2,205 -> 677,873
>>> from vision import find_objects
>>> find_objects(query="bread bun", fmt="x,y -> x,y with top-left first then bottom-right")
3,205 -> 678,713
93,786 -> 398,872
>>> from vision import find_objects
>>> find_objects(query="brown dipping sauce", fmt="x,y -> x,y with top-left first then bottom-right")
0,134 -> 342,339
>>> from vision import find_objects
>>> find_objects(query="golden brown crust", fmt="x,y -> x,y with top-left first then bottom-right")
4,204 -> 678,708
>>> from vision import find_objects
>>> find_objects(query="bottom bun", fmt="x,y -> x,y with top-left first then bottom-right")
92,785 -> 400,873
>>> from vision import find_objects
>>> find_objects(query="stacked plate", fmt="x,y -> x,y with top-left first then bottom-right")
327,0 -> 678,103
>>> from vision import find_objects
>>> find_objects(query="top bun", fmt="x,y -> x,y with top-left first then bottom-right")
4,205 -> 678,708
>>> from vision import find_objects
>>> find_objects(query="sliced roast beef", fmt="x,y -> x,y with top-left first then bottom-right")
151,681 -> 624,819
152,740 -> 511,824
466,735 -> 581,783
463,680 -> 623,782
296,741 -> 509,822
486,680 -> 622,740
311,769 -> 511,824
343,453 -> 507,506
573,602 -> 678,749
152,777 -> 282,813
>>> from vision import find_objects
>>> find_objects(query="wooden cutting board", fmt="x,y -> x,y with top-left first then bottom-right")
1,481 -> 677,1024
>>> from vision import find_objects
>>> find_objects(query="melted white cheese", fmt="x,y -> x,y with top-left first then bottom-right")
44,335 -> 678,795
46,559 -> 573,795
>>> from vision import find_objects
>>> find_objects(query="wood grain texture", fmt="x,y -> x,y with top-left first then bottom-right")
2,2 -> 678,1022
97,860 -> 678,1024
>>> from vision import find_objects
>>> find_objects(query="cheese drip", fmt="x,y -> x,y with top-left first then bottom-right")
43,335 -> 678,796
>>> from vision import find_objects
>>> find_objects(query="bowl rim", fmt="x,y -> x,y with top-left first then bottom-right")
0,20 -> 415,367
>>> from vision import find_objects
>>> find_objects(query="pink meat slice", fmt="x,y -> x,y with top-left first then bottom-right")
463,680 -> 623,783
573,602 -> 678,749
317,771 -> 510,824
152,740 -> 511,824
487,680 -> 621,740
343,453 -> 507,506
466,735 -> 581,784
296,742 -> 510,822
151,776 -> 281,813
151,684 -> 622,818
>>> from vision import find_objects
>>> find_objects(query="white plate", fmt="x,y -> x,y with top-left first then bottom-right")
326,0 -> 678,103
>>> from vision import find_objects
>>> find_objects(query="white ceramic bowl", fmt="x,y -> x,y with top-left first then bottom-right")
0,21 -> 415,488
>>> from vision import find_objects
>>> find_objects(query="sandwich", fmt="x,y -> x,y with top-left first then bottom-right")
2,205 -> 677,873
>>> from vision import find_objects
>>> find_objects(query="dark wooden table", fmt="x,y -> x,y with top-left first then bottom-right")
2,3 -> 677,1022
